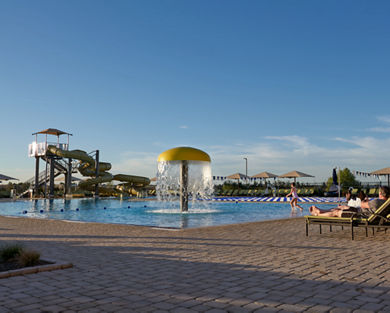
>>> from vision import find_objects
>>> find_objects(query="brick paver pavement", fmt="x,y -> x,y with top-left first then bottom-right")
0,215 -> 389,312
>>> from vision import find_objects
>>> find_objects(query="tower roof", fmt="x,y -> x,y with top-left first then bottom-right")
32,128 -> 72,136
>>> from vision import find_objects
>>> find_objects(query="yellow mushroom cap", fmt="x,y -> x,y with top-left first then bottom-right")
157,147 -> 211,162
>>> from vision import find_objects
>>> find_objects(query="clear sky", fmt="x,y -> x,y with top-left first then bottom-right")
1,0 -> 390,183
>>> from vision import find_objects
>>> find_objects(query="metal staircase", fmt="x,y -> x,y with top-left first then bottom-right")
20,158 -> 79,197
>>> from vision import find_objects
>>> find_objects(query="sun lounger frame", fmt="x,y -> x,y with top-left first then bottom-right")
305,198 -> 390,240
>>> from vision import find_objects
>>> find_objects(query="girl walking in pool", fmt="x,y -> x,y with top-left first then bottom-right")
286,182 -> 304,211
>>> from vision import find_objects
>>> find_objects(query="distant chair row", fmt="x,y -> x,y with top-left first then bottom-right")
277,188 -> 315,197
350,187 -> 382,197
217,189 -> 272,197
216,188 -> 316,197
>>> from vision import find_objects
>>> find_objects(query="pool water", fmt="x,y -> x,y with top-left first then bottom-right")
0,199 -> 334,228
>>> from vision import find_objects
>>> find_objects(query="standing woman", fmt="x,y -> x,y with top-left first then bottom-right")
286,182 -> 304,211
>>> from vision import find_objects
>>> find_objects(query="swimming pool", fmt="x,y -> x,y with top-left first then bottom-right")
0,199 -> 334,228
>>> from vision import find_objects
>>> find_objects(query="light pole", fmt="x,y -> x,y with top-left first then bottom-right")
338,166 -> 341,202
243,157 -> 248,184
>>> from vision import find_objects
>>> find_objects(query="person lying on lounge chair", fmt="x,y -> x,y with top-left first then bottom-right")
309,187 -> 389,218
359,186 -> 389,217
308,190 -> 360,217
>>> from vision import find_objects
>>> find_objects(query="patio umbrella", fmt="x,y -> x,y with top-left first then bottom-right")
0,174 -> 18,182
252,171 -> 278,179
227,173 -> 248,183
370,167 -> 390,186
252,171 -> 278,189
252,171 -> 278,185
328,168 -> 340,194
332,168 -> 338,186
278,170 -> 314,183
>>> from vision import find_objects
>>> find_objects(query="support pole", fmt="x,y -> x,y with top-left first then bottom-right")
44,158 -> 48,198
49,157 -> 55,198
180,160 -> 189,212
95,150 -> 99,199
64,175 -> 68,197
66,158 -> 72,196
34,156 -> 40,197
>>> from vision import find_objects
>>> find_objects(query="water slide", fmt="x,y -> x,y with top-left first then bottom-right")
47,145 -> 150,195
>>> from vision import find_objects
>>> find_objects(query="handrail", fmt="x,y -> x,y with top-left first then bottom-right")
28,142 -> 69,157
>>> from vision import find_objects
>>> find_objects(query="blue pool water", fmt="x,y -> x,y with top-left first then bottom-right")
0,199 -> 334,228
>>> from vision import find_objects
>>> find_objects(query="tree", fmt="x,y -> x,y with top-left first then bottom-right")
326,168 -> 360,190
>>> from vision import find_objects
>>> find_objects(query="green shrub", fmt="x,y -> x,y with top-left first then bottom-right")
18,250 -> 41,267
0,244 -> 23,261
0,190 -> 10,198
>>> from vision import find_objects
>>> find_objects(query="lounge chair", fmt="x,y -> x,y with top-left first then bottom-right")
368,188 -> 377,197
301,189 -> 308,196
351,188 -> 359,196
215,190 -> 224,196
307,188 -> 315,196
232,189 -> 239,197
279,189 -> 287,196
305,188 -> 313,196
224,190 -> 232,196
255,189 -> 264,196
305,198 -> 390,240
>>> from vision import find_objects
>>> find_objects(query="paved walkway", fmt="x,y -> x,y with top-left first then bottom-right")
0,216 -> 390,313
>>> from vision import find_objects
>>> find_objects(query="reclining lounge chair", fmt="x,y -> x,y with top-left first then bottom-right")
351,188 -> 359,196
305,198 -> 390,240
368,188 -> 377,197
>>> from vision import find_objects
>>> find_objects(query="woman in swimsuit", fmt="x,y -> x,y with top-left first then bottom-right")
286,182 -> 304,211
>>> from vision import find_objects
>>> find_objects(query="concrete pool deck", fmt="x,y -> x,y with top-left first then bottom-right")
0,216 -> 390,312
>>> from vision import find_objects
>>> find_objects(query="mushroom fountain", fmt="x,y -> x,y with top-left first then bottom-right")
157,147 -> 213,212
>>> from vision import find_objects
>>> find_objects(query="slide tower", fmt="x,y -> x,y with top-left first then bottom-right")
28,128 -> 150,198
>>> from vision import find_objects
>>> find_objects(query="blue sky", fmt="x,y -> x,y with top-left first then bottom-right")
1,0 -> 390,183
